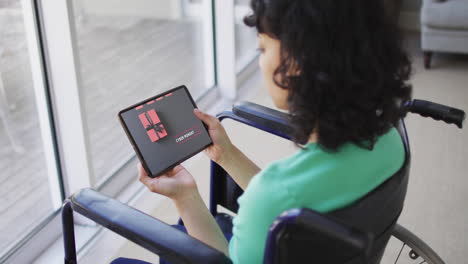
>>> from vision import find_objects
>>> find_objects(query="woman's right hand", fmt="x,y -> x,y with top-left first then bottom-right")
194,108 -> 260,190
194,108 -> 234,165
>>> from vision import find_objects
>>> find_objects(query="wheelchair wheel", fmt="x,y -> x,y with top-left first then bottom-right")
390,224 -> 445,264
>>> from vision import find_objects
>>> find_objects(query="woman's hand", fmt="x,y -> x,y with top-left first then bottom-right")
138,163 -> 198,202
193,109 -> 234,165
139,162 -> 229,254
194,108 -> 260,190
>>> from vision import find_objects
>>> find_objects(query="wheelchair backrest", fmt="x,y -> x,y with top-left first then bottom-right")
210,119 -> 410,263
264,208 -> 373,264
264,120 -> 411,264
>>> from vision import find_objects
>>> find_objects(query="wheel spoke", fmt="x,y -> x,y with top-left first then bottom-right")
394,243 -> 406,264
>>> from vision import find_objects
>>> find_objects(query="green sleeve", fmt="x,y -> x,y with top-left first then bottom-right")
229,164 -> 294,264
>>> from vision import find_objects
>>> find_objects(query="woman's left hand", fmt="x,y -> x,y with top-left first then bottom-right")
138,163 -> 198,202
139,163 -> 229,255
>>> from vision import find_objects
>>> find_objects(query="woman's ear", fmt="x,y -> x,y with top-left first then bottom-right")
287,59 -> 301,77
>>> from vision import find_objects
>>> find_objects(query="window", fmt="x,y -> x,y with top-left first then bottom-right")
234,0 -> 258,72
70,0 -> 216,185
0,0 -> 60,257
1,0 -> 244,261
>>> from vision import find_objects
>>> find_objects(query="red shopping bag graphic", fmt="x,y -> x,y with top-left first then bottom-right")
138,109 -> 168,142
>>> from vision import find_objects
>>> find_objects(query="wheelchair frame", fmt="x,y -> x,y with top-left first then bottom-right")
62,99 -> 464,264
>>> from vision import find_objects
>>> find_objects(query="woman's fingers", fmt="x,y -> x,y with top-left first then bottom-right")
138,163 -> 152,185
138,163 -> 182,184
194,109 -> 219,128
136,162 -> 197,201
170,165 -> 184,175
137,163 -> 147,179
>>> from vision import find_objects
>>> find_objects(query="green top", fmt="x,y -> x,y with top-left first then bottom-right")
228,127 -> 405,264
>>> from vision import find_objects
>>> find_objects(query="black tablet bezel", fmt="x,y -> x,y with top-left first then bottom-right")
118,85 -> 213,178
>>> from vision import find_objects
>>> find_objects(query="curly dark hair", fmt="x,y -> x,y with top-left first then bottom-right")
244,0 -> 412,151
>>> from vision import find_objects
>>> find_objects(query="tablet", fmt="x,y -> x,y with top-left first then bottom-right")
118,85 -> 213,178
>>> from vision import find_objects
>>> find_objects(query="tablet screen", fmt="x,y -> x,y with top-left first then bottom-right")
119,86 -> 212,177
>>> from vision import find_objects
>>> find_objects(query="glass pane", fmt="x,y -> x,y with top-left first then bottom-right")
235,0 -> 258,72
0,0 -> 54,255
71,0 -> 215,184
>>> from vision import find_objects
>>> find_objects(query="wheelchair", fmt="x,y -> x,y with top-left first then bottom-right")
62,99 -> 465,264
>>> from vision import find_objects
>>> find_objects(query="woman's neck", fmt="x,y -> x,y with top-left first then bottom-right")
308,132 -> 318,144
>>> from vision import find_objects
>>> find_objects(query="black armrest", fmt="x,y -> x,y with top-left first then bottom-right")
216,101 -> 293,141
232,101 -> 292,137
62,188 -> 231,264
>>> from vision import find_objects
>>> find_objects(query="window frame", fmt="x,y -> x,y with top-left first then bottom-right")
0,0 -> 65,261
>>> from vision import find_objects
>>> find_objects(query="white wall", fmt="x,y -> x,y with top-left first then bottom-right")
79,0 -> 183,20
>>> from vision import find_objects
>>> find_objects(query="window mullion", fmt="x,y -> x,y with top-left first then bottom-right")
39,0 -> 94,195
214,0 -> 237,100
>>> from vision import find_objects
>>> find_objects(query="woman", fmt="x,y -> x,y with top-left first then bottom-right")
119,0 -> 412,263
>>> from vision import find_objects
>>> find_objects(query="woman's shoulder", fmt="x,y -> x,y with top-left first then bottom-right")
260,127 -> 404,183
